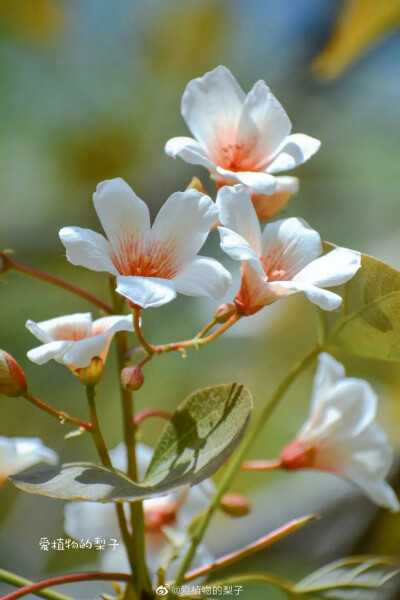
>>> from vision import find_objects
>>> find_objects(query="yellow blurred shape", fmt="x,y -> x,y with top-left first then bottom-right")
312,0 -> 400,79
0,0 -> 66,43
146,0 -> 227,80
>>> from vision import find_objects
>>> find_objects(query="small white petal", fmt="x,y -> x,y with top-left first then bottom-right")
26,313 -> 92,344
150,190 -> 218,261
310,353 -> 346,413
116,276 -> 177,309
294,247 -> 361,288
218,227 -> 264,274
0,437 -> 58,477
62,334 -> 110,368
64,502 -> 119,540
237,79 -> 291,166
27,341 -> 72,365
92,314 -> 134,336
261,218 -> 322,278
216,185 -> 261,252
164,137 -> 216,170
182,66 -> 245,153
267,133 -> 321,174
216,167 -> 277,194
93,178 -> 151,252
275,176 -> 300,194
268,280 -> 343,310
59,227 -> 117,275
173,256 -> 232,299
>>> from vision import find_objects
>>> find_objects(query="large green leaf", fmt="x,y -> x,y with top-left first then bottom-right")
320,246 -> 400,361
292,556 -> 400,599
10,383 -> 252,502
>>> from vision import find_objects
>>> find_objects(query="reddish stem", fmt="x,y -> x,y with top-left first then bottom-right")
23,392 -> 92,431
135,409 -> 171,426
241,459 -> 282,470
1,572 -> 132,600
1,251 -> 113,314
182,515 -> 317,582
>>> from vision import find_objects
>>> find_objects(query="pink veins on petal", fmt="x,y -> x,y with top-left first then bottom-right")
110,230 -> 179,279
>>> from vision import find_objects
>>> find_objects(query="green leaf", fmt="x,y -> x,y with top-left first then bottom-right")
10,383 -> 252,502
320,246 -> 400,361
144,383 -> 252,487
292,556 -> 400,599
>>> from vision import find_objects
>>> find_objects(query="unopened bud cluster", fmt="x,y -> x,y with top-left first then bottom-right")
0,350 -> 27,397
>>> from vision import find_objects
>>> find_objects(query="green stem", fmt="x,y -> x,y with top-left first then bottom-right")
200,573 -> 293,595
109,281 -> 152,595
85,384 -> 138,585
171,344 -> 321,590
0,570 -> 73,600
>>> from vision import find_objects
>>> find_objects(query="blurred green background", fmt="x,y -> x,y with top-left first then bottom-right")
1,1 -> 400,598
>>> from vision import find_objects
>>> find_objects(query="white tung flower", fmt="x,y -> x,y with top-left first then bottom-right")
64,443 -> 214,581
59,178 -> 232,309
217,185 -> 361,315
165,65 -> 319,219
280,353 -> 399,511
0,437 -> 58,483
26,312 -> 133,369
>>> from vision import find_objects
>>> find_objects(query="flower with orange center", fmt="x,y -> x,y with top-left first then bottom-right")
165,66 -> 319,220
59,178 -> 232,309
26,312 -> 133,369
64,443 -> 214,580
280,353 -> 399,511
217,185 -> 361,315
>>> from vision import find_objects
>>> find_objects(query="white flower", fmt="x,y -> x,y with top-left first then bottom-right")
26,312 -> 133,369
0,437 -> 58,483
165,65 -> 319,219
59,178 -> 232,309
217,185 -> 361,315
280,353 -> 399,511
64,443 -> 214,581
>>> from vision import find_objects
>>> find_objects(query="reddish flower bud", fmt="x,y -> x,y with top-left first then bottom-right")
121,365 -> 145,391
0,350 -> 28,397
214,303 -> 237,323
220,493 -> 251,517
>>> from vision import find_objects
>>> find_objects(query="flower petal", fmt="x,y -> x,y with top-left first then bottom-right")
275,176 -> 300,194
164,137 -> 216,170
93,178 -> 151,253
173,256 -> 232,299
150,190 -> 218,261
92,314 -> 134,336
59,227 -> 117,275
237,80 -> 291,167
216,167 -> 277,194
26,313 -> 93,344
261,218 -> 322,278
310,352 -> 346,413
268,280 -> 343,310
27,341 -> 72,365
62,333 -> 111,368
0,437 -> 58,477
116,276 -> 177,309
294,247 -> 361,287
64,502 -> 119,540
216,185 -> 261,252
181,66 -> 245,153
218,227 -> 264,274
267,133 -> 321,174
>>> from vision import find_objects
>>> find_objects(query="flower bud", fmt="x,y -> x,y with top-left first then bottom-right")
220,493 -> 251,517
214,303 -> 237,323
0,350 -> 28,397
186,176 -> 207,195
121,365 -> 145,391
74,356 -> 104,386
